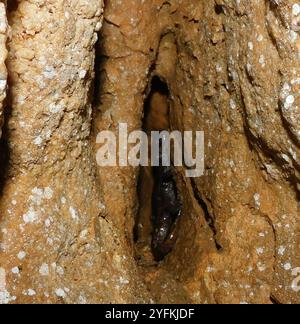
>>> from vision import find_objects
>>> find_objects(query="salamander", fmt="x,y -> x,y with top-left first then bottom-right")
151,164 -> 182,261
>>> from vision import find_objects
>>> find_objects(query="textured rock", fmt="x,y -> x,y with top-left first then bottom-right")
0,0 -> 299,304
95,0 -> 300,304
0,0 -> 8,139
0,0 -> 149,304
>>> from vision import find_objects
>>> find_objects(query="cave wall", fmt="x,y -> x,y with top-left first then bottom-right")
0,0 -> 8,139
0,0 -> 299,304
95,0 -> 300,304
0,0 -> 150,304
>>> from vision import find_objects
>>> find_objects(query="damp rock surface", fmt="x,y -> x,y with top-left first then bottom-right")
0,0 -> 299,304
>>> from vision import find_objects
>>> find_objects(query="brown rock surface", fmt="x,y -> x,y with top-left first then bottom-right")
0,0 -> 299,304
0,0 -> 8,139
0,0 -> 149,304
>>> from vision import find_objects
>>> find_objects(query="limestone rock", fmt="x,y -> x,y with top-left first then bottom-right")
0,0 -> 8,139
0,0 -> 149,304
0,0 -> 299,304
95,0 -> 300,304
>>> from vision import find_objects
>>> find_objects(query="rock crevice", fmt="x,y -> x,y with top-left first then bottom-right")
0,0 -> 298,304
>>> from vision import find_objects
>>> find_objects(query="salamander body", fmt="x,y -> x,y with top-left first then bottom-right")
151,165 -> 182,261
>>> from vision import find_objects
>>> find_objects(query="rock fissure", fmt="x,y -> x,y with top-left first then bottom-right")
0,0 -> 298,304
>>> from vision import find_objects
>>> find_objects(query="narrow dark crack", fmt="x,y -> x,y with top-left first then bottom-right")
190,178 -> 222,251
0,112 -> 10,197
270,295 -> 281,304
0,78 -> 12,196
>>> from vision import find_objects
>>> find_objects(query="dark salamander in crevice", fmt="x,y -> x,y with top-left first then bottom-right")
135,76 -> 182,262
151,163 -> 182,261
